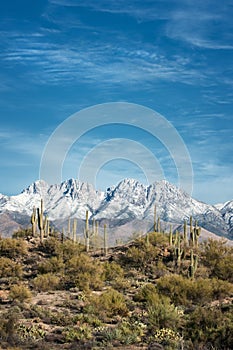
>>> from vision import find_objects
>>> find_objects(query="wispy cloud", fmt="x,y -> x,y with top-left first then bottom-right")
48,0 -> 233,51
166,2 -> 233,50
1,30 -> 206,87
0,129 -> 46,158
48,0 -> 172,21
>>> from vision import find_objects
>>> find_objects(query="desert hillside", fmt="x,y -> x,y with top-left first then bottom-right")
0,225 -> 232,350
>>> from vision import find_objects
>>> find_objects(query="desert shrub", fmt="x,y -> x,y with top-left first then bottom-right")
134,283 -> 158,302
157,275 -> 233,307
212,253 -> 233,283
40,237 -> 63,257
9,284 -> 32,303
0,307 -> 21,342
62,324 -> 92,342
0,257 -> 22,278
16,323 -> 45,341
103,261 -> 124,281
12,228 -> 31,239
156,274 -> 191,306
201,239 -> 233,282
185,306 -> 233,349
61,240 -> 85,261
124,243 -> 160,270
103,261 -> 129,290
148,232 -> 170,246
74,313 -> 103,328
38,256 -> 65,274
65,253 -> 103,291
210,278 -> 233,299
90,288 -> 128,320
101,320 -> 146,345
33,273 -> 60,292
147,290 -> 181,331
150,259 -> 169,278
0,238 -> 27,258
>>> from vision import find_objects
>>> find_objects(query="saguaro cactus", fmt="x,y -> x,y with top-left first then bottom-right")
95,220 -> 99,236
67,218 -> 71,240
157,217 -> 161,233
37,199 -> 46,243
189,250 -> 198,279
183,219 -> 188,245
169,224 -> 173,246
104,223 -> 108,256
61,227 -> 64,243
146,231 -> 150,247
84,210 -> 92,252
189,216 -> 194,247
72,218 -> 77,242
175,232 -> 183,267
154,205 -> 157,232
193,221 -> 201,248
31,207 -> 37,237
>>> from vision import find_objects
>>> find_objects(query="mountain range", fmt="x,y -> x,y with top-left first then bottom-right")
0,178 -> 232,243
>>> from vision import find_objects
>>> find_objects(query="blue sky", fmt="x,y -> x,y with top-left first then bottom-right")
0,0 -> 232,204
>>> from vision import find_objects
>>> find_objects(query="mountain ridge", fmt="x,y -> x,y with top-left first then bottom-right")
0,178 -> 232,240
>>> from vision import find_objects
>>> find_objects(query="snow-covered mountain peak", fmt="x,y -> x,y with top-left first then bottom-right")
0,178 -> 232,239
22,179 -> 50,195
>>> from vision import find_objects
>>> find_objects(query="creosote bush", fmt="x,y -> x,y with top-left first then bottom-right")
9,284 -> 32,303
33,273 -> 60,292
0,237 -> 27,258
146,290 -> 181,331
0,257 -> 22,278
201,239 -> 233,282
90,288 -> 128,320
124,243 -> 160,270
38,256 -> 65,274
157,274 -> 233,306
64,253 -> 104,291
185,305 -> 233,349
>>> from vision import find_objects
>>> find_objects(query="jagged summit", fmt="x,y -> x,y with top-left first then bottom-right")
0,178 -> 232,239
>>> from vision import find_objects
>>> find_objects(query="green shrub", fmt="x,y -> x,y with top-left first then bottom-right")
103,261 -> 129,290
91,288 -> 128,320
17,323 -> 46,341
12,228 -> 31,239
62,324 -> 92,342
40,237 -> 63,256
65,253 -> 103,291
147,290 -> 181,330
33,273 -> 60,292
185,306 -> 233,349
0,307 -> 21,342
101,320 -> 146,345
157,274 -> 233,307
0,238 -> 27,258
148,232 -> 170,246
0,257 -> 22,278
103,261 -> 124,282
38,256 -> 65,274
201,239 -> 233,282
9,283 -> 32,303
124,243 -> 160,270
156,274 -> 191,306
62,240 -> 85,261
134,283 -> 158,302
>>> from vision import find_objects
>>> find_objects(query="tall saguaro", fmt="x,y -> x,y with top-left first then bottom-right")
31,206 -> 37,237
37,199 -> 46,243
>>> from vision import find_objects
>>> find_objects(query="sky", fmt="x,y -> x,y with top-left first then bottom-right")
0,0 -> 232,204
